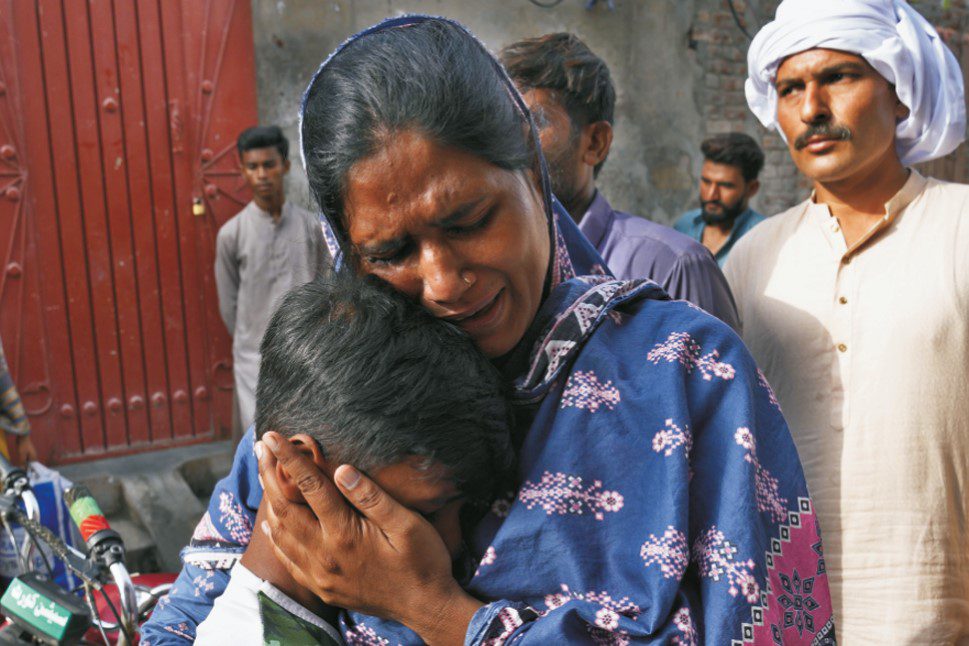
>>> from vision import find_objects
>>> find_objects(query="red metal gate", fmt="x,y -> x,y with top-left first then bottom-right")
0,0 -> 257,463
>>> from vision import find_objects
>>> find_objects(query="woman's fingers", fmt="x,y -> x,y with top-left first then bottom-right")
259,432 -> 354,527
333,465 -> 412,532
262,486 -> 325,547
260,511 -> 339,600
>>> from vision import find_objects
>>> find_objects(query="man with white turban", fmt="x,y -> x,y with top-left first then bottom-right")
724,0 -> 969,642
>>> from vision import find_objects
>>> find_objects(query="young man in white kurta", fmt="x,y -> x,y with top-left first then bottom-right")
730,0 -> 969,641
215,126 -> 329,432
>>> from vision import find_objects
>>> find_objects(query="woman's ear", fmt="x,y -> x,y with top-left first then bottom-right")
274,433 -> 333,503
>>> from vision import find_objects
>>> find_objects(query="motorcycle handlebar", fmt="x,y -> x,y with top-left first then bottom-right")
0,452 -> 28,495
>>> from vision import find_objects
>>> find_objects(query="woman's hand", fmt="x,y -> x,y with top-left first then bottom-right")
256,432 -> 482,645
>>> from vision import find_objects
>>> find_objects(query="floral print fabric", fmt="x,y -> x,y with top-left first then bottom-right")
351,276 -> 834,645
143,206 -> 834,644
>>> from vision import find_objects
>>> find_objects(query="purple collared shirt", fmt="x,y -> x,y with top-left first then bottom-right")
578,191 -> 739,330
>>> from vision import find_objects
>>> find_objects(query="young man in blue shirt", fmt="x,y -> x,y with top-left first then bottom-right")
674,133 -> 766,267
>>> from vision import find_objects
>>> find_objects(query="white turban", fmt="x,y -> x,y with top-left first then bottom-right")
746,0 -> 966,165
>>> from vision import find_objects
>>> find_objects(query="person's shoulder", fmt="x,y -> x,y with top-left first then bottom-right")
613,288 -> 740,353
221,207 -> 247,230
594,294 -> 751,396
920,176 -> 969,214
216,210 -> 244,245
288,201 -> 319,221
611,210 -> 713,261
745,209 -> 768,226
672,208 -> 700,233
922,174 -> 969,194
727,201 -> 804,265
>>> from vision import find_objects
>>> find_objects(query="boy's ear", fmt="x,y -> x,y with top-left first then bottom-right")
274,433 -> 336,503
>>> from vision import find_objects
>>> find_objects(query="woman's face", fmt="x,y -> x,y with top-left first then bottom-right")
344,131 -> 551,358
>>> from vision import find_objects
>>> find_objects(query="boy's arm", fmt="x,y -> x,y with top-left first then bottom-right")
214,224 -> 241,336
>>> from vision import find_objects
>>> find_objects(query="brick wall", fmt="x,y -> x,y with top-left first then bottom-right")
690,0 -> 969,216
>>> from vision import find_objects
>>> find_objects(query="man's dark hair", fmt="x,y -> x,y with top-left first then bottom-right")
700,133 -> 764,182
301,20 -> 534,250
255,272 -> 514,502
500,32 -> 616,176
237,125 -> 289,161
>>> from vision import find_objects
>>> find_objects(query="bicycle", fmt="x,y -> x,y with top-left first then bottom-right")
0,453 -> 173,645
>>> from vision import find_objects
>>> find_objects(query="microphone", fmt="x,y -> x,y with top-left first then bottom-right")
65,484 -> 125,567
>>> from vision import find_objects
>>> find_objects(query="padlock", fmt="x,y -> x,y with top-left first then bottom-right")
192,198 -> 205,216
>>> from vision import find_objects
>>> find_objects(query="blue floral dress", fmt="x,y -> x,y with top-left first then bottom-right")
142,201 -> 834,645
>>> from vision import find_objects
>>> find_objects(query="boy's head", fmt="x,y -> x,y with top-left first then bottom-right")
255,273 -> 514,555
236,125 -> 290,204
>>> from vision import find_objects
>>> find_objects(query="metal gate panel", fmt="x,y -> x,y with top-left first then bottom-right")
0,1 -> 81,456
159,0 -> 215,441
62,0 -> 132,450
132,0 -> 196,445
112,0 -> 172,445
189,0 -> 255,416
19,0 -> 97,460
0,0 -> 255,462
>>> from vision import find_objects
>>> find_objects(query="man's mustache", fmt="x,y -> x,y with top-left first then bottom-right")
794,123 -> 852,150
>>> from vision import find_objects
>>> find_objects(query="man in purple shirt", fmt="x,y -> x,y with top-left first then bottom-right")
500,33 -> 739,329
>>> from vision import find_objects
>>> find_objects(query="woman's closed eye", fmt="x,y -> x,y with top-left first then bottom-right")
444,209 -> 495,237
365,241 -> 412,266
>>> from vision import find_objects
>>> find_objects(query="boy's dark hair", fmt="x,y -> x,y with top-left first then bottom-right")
301,20 -> 535,251
255,272 -> 514,502
500,32 -> 616,176
237,125 -> 289,161
700,133 -> 764,182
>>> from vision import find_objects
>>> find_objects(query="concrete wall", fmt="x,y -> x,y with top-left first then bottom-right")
251,0 -> 705,225
251,0 -> 968,225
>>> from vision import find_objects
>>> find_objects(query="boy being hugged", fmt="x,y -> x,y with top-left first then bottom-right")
195,273 -> 514,645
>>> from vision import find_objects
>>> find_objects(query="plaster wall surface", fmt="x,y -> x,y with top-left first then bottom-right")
251,0 -> 704,225
251,0 -> 968,226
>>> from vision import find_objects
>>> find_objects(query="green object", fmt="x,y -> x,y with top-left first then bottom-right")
67,496 -> 101,528
258,591 -> 342,646
0,573 -> 91,644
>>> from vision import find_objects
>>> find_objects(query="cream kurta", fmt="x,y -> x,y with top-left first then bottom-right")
724,171 -> 969,644
215,201 -> 329,432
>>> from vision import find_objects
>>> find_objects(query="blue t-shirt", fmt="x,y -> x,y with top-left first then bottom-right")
673,207 -> 766,267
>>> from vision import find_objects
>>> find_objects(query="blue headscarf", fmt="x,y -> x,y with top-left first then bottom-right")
143,16 -> 834,646
299,15 -> 604,301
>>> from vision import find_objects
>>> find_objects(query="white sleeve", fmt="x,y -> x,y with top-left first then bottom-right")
195,563 -> 264,646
